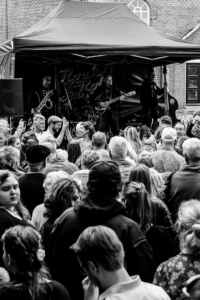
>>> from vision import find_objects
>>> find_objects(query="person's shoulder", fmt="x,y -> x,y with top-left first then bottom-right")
141,281 -> 170,300
50,280 -> 71,299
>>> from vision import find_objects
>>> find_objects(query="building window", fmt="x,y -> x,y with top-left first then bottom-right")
186,64 -> 200,104
127,0 -> 150,25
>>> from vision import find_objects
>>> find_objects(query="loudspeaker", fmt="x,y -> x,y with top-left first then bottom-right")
0,79 -> 23,117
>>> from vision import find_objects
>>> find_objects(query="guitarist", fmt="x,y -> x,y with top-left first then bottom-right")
90,74 -> 123,136
28,74 -> 57,119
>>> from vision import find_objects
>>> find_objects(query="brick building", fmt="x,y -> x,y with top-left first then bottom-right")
1,0 -> 200,110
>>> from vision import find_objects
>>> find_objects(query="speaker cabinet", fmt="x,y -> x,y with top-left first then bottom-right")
0,79 -> 23,117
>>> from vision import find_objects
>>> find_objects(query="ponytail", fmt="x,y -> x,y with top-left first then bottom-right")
123,182 -> 152,231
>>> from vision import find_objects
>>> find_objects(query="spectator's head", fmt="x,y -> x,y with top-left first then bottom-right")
0,130 -> 8,148
92,131 -> 106,150
0,267 -> 9,285
47,116 -> 63,134
109,136 -> 128,160
67,141 -> 81,164
138,151 -> 154,168
56,149 -> 68,162
177,136 -> 189,153
183,138 -> 200,165
129,164 -> 153,196
123,182 -> 152,231
44,177 -> 81,220
176,200 -> 200,254
7,136 -> 21,151
71,226 -> 125,290
35,118 -> 46,133
2,225 -> 50,299
174,122 -> 186,138
124,126 -> 141,146
81,150 -> 101,170
159,116 -> 172,127
0,119 -> 10,136
26,145 -> 50,172
32,113 -> 45,128
0,170 -> 29,220
0,146 -> 20,168
161,127 -> 177,147
87,160 -> 122,197
149,168 -> 166,200
43,170 -> 69,195
76,122 -> 95,140
139,125 -> 151,141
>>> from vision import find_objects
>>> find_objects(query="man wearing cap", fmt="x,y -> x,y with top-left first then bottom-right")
50,160 -> 156,300
18,145 -> 50,215
39,115 -> 68,146
151,127 -> 185,174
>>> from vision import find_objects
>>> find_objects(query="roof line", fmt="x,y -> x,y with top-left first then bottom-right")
181,23 -> 200,40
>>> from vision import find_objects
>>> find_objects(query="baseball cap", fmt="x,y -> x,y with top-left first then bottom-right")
26,145 -> 51,163
161,127 -> 177,141
47,115 -> 62,125
87,160 -> 122,194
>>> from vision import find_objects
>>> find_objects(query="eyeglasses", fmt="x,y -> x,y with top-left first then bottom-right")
79,262 -> 88,276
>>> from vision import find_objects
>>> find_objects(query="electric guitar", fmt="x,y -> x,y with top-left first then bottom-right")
96,91 -> 136,116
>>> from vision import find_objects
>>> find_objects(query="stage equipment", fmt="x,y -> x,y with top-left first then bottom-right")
0,79 -> 24,116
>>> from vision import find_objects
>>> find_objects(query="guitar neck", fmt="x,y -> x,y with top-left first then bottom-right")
107,96 -> 121,106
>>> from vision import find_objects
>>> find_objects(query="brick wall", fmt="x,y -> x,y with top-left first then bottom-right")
1,0 -> 200,109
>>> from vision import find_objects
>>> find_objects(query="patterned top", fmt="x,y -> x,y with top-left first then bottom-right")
153,252 -> 200,300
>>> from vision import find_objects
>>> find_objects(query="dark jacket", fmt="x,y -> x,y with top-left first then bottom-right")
50,193 -> 156,300
43,158 -> 78,175
140,80 -> 164,113
152,198 -> 173,228
166,165 -> 200,223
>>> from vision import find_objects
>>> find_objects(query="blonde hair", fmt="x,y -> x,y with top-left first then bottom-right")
149,168 -> 166,199
176,200 -> 200,253
124,126 -> 142,155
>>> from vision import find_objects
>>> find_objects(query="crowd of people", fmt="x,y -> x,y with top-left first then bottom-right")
0,111 -> 200,300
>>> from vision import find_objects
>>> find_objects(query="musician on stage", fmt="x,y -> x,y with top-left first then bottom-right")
90,74 -> 123,136
28,74 -> 57,119
140,68 -> 166,130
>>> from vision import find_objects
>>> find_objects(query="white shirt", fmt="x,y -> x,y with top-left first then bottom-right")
39,129 -> 54,144
99,276 -> 170,300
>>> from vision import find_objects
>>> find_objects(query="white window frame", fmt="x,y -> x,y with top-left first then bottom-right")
127,0 -> 150,25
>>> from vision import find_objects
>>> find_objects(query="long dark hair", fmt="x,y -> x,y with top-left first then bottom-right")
0,170 -> 29,220
129,164 -> 153,196
44,177 -> 81,222
1,225 -> 51,300
123,182 -> 152,231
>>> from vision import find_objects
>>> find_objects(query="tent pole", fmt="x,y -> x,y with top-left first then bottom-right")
163,65 -> 169,115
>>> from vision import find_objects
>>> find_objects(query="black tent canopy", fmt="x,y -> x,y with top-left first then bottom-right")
10,0 -> 200,67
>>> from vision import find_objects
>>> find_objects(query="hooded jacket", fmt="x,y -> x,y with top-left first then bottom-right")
167,164 -> 200,222
50,192 -> 156,300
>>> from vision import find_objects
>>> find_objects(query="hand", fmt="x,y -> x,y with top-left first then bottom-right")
82,277 -> 99,300
99,102 -> 107,108
62,117 -> 68,128
158,103 -> 167,110
120,95 -> 125,101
